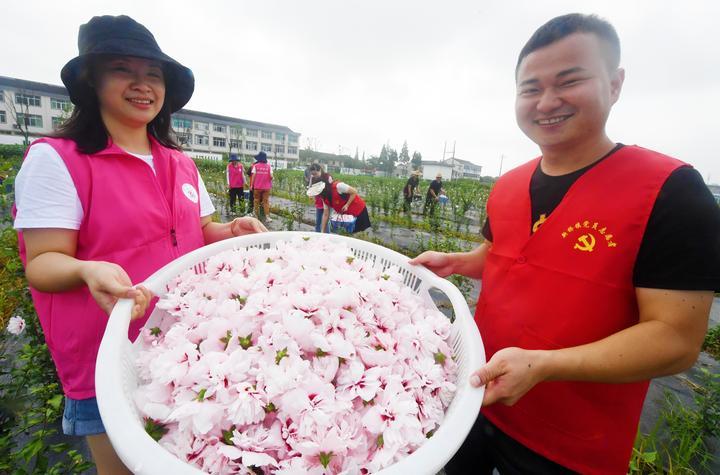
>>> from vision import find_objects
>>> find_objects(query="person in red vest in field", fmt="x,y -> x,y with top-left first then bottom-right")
12,15 -> 267,472
250,151 -> 273,223
226,154 -> 245,214
309,176 -> 372,234
411,13 -> 720,475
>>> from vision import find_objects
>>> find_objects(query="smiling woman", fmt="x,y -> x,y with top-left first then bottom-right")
12,14 -> 268,474
95,56 -> 166,132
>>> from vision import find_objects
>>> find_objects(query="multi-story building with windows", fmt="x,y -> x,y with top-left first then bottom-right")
0,76 -> 301,162
421,157 -> 483,181
171,108 -> 300,162
0,76 -> 72,144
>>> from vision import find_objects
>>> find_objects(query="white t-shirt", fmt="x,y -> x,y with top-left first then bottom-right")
13,142 -> 216,230
322,182 -> 351,210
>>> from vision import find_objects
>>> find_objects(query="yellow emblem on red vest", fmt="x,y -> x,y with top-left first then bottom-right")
574,233 -> 596,252
561,219 -> 618,250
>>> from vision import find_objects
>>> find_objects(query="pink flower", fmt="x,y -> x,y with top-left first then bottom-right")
133,237 -> 457,473
6,316 -> 25,335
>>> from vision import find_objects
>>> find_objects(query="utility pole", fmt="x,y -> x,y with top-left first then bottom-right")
498,154 -> 505,177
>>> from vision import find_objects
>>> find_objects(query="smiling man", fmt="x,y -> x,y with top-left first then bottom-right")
411,13 -> 720,474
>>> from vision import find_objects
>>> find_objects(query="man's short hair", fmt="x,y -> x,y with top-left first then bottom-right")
516,13 -> 621,76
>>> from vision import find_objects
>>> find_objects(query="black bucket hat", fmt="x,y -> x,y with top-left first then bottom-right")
61,15 -> 194,112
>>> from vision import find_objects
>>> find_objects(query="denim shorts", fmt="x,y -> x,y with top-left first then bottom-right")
62,396 -> 105,436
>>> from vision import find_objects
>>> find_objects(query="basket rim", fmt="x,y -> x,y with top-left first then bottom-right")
96,231 -> 485,475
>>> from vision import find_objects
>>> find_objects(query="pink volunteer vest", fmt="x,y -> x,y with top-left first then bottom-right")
251,162 -> 272,190
16,136 -> 205,399
227,163 -> 245,188
477,146 -> 685,473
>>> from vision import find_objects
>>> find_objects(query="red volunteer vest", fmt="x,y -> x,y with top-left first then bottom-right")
16,136 -> 205,399
476,146 -> 685,474
324,181 -> 366,216
227,163 -> 245,188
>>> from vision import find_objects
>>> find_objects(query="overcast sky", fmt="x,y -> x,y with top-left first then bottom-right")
4,1 -> 719,181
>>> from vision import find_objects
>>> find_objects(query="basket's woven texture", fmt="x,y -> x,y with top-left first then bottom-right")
96,232 -> 485,475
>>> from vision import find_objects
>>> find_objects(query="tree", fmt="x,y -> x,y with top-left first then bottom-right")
366,155 -> 380,169
399,141 -> 410,166
4,90 -> 32,146
378,145 -> 388,165
176,126 -> 192,149
411,151 -> 423,171
304,137 -> 319,151
227,125 -> 245,160
387,148 -> 398,174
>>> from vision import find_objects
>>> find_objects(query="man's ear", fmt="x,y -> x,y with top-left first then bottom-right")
610,67 -> 625,105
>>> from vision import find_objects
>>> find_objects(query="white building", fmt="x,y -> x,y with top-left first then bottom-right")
421,157 -> 483,181
421,161 -> 456,181
171,109 -> 300,162
0,76 -> 301,162
444,157 -> 483,179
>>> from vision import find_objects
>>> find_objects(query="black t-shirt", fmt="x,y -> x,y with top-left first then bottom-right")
403,177 -> 419,197
482,145 -> 720,290
427,179 -> 442,197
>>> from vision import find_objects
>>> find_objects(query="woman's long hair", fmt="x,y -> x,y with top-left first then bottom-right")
53,56 -> 181,154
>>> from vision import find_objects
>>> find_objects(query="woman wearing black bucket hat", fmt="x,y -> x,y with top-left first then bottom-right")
12,15 -> 267,472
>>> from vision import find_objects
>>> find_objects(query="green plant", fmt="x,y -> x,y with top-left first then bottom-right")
703,325 -> 720,360
0,158 -> 93,474
632,369 -> 720,474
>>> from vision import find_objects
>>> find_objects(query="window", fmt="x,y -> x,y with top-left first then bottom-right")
229,139 -> 241,149
194,121 -> 209,131
275,132 -> 285,141
52,116 -> 65,128
229,126 -> 243,136
195,135 -> 209,145
0,111 -> 5,123
213,124 -> 226,133
172,118 -> 192,130
246,129 -> 258,137
245,141 -> 258,151
213,137 -> 226,147
176,132 -> 191,145
17,114 -> 43,127
261,143 -> 272,152
15,93 -> 41,107
289,134 -> 299,143
51,97 -> 71,110
275,145 -> 285,153
0,91 -> 4,102
261,130 -> 272,140
288,146 -> 298,155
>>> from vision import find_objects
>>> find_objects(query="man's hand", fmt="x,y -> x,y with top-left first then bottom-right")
230,216 -> 268,236
470,347 -> 547,407
408,251 -> 455,277
80,261 -> 153,320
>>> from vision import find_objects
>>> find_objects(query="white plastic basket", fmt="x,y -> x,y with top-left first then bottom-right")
96,231 -> 485,475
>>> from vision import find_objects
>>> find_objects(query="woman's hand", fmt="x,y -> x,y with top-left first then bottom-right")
79,261 -> 153,319
230,217 -> 268,236
341,203 -> 350,213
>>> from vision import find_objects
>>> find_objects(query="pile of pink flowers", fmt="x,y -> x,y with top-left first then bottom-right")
134,236 -> 457,474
